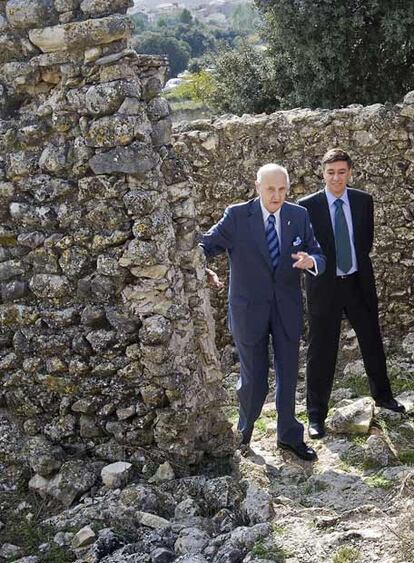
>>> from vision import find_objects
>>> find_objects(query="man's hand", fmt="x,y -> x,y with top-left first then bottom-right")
206,267 -> 224,289
292,252 -> 315,270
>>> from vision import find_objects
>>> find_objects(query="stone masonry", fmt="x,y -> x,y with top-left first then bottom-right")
172,97 -> 414,347
0,0 -> 234,467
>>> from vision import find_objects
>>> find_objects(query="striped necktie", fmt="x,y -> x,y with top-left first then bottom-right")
266,214 -> 280,269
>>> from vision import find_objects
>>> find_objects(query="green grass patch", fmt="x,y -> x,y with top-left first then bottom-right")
343,375 -> 369,396
0,518 -> 74,562
333,546 -> 360,563
251,539 -> 292,561
254,418 -> 268,438
272,523 -> 286,535
399,451 -> 414,465
364,475 -> 393,489
296,411 -> 308,423
351,435 -> 368,446
224,406 -> 239,425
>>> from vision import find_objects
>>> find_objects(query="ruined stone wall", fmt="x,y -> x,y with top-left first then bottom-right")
0,0 -> 234,469
172,97 -> 414,347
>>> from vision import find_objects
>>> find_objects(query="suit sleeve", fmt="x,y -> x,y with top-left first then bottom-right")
367,194 -> 374,252
303,209 -> 326,276
199,206 -> 235,258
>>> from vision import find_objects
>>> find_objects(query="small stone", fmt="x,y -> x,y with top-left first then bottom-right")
101,461 -> 132,489
0,544 -> 24,560
174,498 -> 202,520
136,511 -> 170,530
174,527 -> 210,555
149,461 -> 175,483
71,525 -> 96,549
364,435 -> 397,467
116,405 -> 135,420
150,547 -> 175,563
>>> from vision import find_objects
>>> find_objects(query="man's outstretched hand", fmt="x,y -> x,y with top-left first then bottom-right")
291,252 -> 315,270
206,267 -> 224,289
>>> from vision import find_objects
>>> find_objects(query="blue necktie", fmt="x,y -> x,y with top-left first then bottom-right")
266,214 -> 280,269
334,199 -> 352,273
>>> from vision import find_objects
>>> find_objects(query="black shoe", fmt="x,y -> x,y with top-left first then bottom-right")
375,399 -> 406,413
277,440 -> 318,461
308,421 -> 325,440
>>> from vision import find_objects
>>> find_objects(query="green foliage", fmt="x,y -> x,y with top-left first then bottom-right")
205,42 -> 281,115
224,406 -> 239,425
131,8 -> 229,77
364,474 -> 393,489
0,493 -> 74,562
351,435 -> 368,447
251,539 -> 291,561
129,12 -> 149,33
342,375 -> 369,397
254,418 -> 268,438
180,8 -> 193,25
399,451 -> 414,465
230,3 -> 261,35
255,0 -> 414,109
272,523 -> 285,535
132,32 -> 191,77
296,410 -> 308,423
332,546 -> 360,563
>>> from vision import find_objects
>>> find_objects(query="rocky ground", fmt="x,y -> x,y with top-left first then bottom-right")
0,332 -> 413,563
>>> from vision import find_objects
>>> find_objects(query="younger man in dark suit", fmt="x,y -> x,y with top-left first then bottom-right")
298,148 -> 405,439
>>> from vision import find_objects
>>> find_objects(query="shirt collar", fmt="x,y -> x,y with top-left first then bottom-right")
325,186 -> 350,207
259,198 -> 282,222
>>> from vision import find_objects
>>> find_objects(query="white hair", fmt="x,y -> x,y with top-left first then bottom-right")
256,163 -> 290,191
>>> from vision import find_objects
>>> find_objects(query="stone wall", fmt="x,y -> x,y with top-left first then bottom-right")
172,96 -> 414,347
0,0 -> 234,469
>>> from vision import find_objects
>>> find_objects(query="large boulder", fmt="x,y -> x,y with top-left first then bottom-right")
29,460 -> 100,506
6,0 -> 58,29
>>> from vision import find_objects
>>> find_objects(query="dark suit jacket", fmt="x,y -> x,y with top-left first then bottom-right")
298,188 -> 378,316
200,198 -> 326,344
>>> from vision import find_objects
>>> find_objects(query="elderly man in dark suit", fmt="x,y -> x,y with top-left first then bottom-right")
298,148 -> 405,440
200,164 -> 326,461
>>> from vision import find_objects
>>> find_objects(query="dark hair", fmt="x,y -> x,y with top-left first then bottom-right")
322,148 -> 353,168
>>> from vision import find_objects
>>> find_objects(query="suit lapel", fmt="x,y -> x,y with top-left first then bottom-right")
347,189 -> 361,248
318,190 -> 336,252
248,198 -> 273,273
280,203 -> 292,256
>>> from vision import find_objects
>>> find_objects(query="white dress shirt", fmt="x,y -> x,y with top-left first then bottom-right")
325,187 -> 358,276
260,199 -> 318,275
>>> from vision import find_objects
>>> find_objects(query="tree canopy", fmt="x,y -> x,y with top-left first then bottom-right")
255,0 -> 414,109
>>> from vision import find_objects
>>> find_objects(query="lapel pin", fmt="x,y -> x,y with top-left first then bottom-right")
287,220 -> 291,226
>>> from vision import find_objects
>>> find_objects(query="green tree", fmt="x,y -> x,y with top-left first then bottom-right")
176,24 -> 215,58
133,33 -> 191,77
130,12 -> 149,33
180,8 -> 193,25
167,70 -> 216,106
230,3 -> 261,35
255,0 -> 414,108
205,43 -> 281,115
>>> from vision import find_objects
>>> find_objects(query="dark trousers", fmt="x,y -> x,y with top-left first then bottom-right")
306,273 -> 393,422
236,300 -> 304,446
